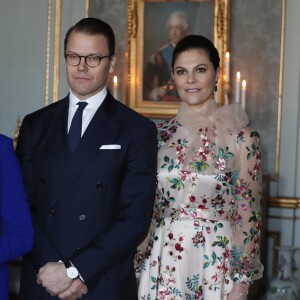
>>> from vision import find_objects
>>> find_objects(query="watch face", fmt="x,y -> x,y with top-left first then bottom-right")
67,266 -> 79,279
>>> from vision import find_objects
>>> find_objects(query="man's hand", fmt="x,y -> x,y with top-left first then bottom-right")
37,262 -> 73,295
58,279 -> 88,299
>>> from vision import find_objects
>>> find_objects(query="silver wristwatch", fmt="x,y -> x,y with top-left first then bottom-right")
64,260 -> 79,279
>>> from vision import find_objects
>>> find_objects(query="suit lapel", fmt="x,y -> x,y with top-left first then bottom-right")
48,94 -> 121,207
46,97 -> 70,172
44,98 -> 71,208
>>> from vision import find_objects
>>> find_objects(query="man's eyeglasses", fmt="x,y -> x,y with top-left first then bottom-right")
65,54 -> 110,68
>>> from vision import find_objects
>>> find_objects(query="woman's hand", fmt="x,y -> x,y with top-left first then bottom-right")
227,283 -> 249,300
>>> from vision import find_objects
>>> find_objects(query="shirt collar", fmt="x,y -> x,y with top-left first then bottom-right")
69,87 -> 107,110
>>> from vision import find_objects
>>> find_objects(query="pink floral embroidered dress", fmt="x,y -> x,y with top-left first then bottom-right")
137,99 -> 263,300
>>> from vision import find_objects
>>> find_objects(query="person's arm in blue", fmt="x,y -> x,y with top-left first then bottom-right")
0,135 -> 34,264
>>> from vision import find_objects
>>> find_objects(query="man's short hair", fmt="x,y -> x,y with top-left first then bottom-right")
64,17 -> 115,56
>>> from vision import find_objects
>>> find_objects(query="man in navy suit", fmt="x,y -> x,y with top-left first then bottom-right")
16,17 -> 157,299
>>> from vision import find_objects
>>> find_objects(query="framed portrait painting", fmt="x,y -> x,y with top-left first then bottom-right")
127,0 -> 230,118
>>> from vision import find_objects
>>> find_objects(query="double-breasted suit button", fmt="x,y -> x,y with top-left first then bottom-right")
48,209 -> 55,217
40,177 -> 46,183
31,265 -> 38,273
99,269 -> 109,277
96,182 -> 103,190
79,214 -> 86,221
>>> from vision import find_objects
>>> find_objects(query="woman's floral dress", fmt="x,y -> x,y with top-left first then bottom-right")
136,100 -> 264,300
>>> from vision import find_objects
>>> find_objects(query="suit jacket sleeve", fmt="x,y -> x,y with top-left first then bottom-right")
0,136 -> 34,264
70,120 -> 158,287
16,116 -> 62,269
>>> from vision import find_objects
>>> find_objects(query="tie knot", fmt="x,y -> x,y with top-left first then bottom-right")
77,101 -> 88,111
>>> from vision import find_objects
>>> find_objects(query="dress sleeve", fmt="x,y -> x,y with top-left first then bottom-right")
0,137 -> 34,264
230,127 -> 264,284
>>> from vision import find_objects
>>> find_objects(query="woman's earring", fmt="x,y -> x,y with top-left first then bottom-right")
214,81 -> 218,92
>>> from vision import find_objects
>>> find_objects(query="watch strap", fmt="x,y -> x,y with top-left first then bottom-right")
63,259 -> 72,269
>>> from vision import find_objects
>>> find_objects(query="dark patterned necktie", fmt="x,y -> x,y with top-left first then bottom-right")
68,101 -> 88,154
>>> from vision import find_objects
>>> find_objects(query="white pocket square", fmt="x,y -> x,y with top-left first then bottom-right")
100,144 -> 121,150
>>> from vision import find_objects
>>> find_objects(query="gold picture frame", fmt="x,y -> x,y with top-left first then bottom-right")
127,0 -> 230,118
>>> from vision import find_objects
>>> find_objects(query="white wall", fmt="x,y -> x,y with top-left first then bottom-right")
0,0 -> 86,138
278,0 -> 300,197
0,1 -> 47,137
266,0 -> 300,282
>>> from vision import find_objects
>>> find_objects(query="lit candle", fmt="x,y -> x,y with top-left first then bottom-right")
225,52 -> 230,83
113,75 -> 118,99
241,79 -> 246,108
235,71 -> 241,103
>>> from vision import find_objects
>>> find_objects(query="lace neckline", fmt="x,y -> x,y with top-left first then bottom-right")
175,99 -> 249,133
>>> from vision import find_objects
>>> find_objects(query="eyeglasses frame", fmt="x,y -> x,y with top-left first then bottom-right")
64,53 -> 111,68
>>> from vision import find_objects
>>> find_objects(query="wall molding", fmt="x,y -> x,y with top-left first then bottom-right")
53,0 -> 62,102
86,0 -> 89,16
269,196 -> 300,208
275,0 -> 286,180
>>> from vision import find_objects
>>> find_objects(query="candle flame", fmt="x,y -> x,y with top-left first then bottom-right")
236,72 -> 241,80
113,75 -> 118,85
242,79 -> 246,88
225,52 -> 230,59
